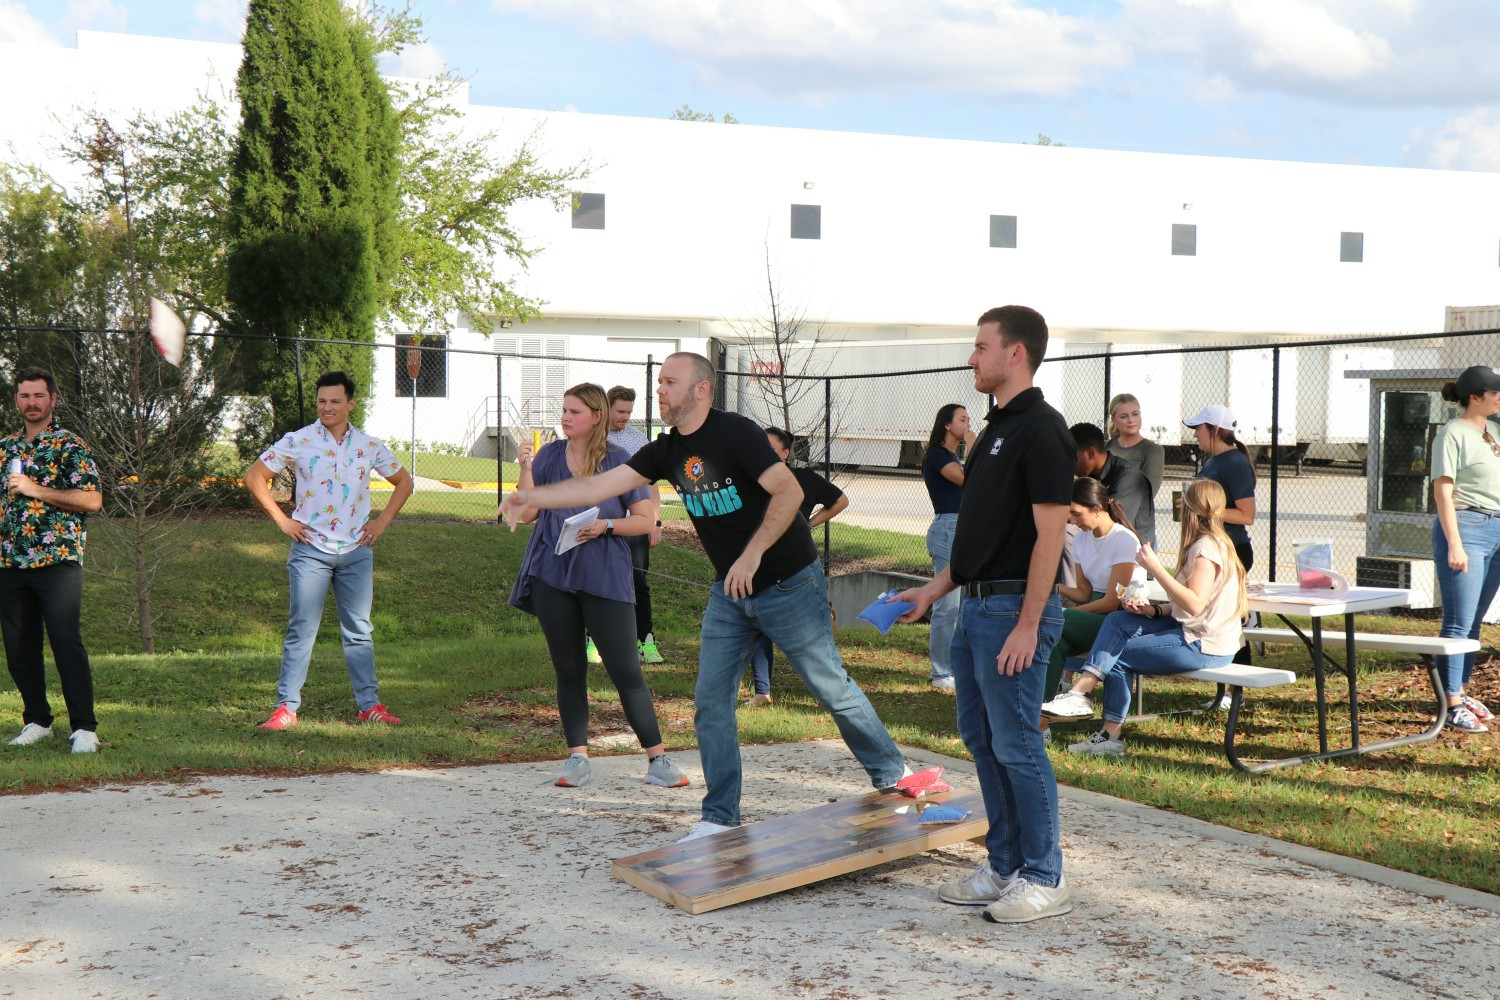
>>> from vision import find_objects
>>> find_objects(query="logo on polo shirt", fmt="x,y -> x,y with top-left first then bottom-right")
989,436 -> 1005,455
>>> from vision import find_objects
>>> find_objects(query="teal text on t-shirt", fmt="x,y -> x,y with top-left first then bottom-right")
683,485 -> 743,517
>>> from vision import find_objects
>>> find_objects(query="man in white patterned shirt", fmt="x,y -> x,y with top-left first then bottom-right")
607,385 -> 664,663
244,372 -> 414,730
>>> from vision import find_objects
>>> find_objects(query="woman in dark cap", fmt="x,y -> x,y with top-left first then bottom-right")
1430,365 -> 1500,733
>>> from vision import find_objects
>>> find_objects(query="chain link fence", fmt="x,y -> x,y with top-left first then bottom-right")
4,324 -> 1497,596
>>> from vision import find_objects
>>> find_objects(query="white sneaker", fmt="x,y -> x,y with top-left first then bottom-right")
1068,730 -> 1125,756
69,730 -> 99,754
982,875 -> 1073,923
930,676 -> 956,691
9,723 -> 53,746
677,820 -> 735,843
1201,692 -> 1234,712
1040,689 -> 1094,719
938,861 -> 1019,905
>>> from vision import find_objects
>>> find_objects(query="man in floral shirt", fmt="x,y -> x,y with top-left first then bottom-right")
1,367 -> 104,754
244,371 -> 414,730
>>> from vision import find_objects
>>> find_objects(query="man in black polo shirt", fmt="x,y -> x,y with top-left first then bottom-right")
897,305 -> 1075,924
1072,422 -> 1156,548
501,352 -> 906,843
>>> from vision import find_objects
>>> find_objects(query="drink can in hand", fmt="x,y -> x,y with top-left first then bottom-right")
6,458 -> 19,478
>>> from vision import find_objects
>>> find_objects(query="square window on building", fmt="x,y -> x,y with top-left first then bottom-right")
572,192 -> 605,230
790,203 -> 821,240
989,214 -> 1017,249
1171,223 -> 1197,256
395,334 -> 448,398
1340,231 -> 1364,263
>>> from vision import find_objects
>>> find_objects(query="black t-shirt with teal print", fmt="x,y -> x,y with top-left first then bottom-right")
627,409 -> 818,593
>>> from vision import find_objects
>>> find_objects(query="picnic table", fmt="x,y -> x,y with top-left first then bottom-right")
1234,583 -> 1473,772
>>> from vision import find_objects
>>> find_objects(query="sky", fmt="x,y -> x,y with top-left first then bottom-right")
4,0 -> 1500,171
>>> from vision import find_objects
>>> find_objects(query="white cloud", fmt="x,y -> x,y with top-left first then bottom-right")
381,40 -> 448,80
64,0 -> 127,34
490,0 -> 1131,100
192,0 -> 247,42
0,2 -> 60,44
1423,108 -> 1500,172
1122,0 -> 1500,106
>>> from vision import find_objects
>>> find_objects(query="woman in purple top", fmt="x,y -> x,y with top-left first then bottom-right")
508,383 -> 688,791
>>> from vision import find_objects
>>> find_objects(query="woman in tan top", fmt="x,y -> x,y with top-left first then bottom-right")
1039,480 -> 1247,755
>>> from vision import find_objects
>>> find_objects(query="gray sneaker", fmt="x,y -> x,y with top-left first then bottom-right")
552,753 -> 592,787
982,875 -> 1073,924
8,723 -> 53,746
645,754 -> 689,787
937,862 -> 1019,905
1068,730 -> 1125,756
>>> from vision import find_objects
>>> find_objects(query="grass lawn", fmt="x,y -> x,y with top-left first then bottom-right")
5,516 -> 1499,895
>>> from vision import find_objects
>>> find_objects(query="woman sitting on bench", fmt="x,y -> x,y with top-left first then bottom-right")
1040,479 -> 1247,756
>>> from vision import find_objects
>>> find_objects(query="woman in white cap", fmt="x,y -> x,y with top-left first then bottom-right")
1430,365 -> 1500,733
1184,403 -> 1256,679
1184,404 -> 1256,575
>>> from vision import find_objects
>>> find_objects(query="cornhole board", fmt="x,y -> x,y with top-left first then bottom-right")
613,787 -> 987,914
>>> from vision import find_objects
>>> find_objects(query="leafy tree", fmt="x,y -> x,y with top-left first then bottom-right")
1034,133 -> 1065,146
1,122 -> 238,653
227,0 -> 399,435
671,103 -> 739,124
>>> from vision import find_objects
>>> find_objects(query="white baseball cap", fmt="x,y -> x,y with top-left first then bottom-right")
1183,404 -> 1236,429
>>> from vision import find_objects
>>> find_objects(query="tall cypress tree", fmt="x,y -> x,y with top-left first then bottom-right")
227,0 -> 397,433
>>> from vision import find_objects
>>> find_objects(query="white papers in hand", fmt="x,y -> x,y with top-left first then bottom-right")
555,507 -> 599,555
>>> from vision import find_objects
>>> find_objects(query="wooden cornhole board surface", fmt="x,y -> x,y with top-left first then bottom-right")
613,787 -> 987,914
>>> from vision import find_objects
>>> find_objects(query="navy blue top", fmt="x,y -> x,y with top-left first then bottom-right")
509,441 -> 649,612
1198,448 -> 1256,548
922,447 -> 963,514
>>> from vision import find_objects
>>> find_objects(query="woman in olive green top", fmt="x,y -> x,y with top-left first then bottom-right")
1106,393 -> 1165,499
1430,365 -> 1500,733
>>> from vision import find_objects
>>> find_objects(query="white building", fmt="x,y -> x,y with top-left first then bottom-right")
3,30 -> 1499,457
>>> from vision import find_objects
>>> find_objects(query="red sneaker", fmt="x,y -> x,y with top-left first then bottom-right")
259,704 -> 297,730
357,704 -> 402,726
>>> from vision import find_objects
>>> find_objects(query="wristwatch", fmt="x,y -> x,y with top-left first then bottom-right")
604,519 -> 615,536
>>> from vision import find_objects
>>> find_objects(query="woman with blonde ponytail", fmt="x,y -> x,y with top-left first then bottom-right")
1040,480 -> 1246,755
508,383 -> 688,790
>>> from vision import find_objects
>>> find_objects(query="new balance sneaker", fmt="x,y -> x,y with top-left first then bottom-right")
1201,692 -> 1234,712
937,861 -> 1019,905
1461,694 -> 1494,721
645,754 -> 689,787
553,753 -> 592,787
258,704 -> 297,731
639,634 -> 664,664
1068,730 -> 1125,756
676,820 -> 734,843
982,875 -> 1073,924
585,637 -> 602,665
357,704 -> 402,726
1040,689 -> 1094,719
1447,705 -> 1489,733
8,723 -> 53,746
69,729 -> 99,754
931,676 -> 956,692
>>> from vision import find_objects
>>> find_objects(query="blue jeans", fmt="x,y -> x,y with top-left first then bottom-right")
277,543 -> 379,712
1081,611 -> 1234,723
749,634 -> 773,695
696,561 -> 904,826
1433,513 -> 1500,695
951,591 -> 1064,888
926,514 -> 959,681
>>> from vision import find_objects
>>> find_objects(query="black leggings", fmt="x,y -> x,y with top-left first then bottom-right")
1233,540 -> 1255,665
529,578 -> 663,750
